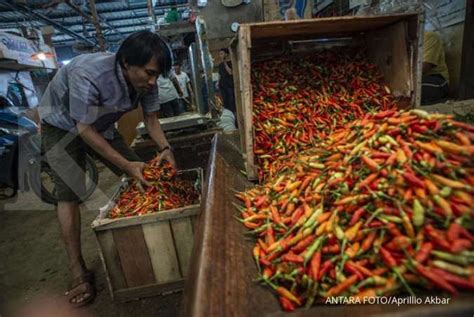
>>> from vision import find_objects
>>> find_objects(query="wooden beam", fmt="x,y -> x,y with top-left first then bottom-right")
87,0 -> 106,51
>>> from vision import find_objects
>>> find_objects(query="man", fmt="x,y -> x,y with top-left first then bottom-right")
38,31 -> 176,307
218,48 -> 236,115
157,72 -> 184,117
173,62 -> 195,111
422,31 -> 449,105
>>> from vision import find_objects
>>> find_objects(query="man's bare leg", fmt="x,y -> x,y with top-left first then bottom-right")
57,201 -> 93,305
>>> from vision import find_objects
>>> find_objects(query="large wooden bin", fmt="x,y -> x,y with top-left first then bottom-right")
230,13 -> 424,180
91,168 -> 202,301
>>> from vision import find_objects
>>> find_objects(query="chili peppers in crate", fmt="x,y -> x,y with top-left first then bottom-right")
236,109 -> 474,311
109,157 -> 200,219
252,48 -> 397,182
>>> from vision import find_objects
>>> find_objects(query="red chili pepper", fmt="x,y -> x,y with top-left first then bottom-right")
318,259 -> 334,281
279,296 -> 296,312
450,239 -> 472,253
281,253 -> 305,264
414,242 -> 433,264
403,172 -> 425,188
344,262 -> 364,280
309,251 -> 321,280
430,268 -> 474,291
379,247 -> 397,268
349,207 -> 365,226
447,223 -> 463,242
425,225 -> 451,251
292,235 -> 315,253
415,264 -> 457,295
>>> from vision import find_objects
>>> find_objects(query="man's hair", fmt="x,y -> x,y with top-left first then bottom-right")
220,48 -> 229,55
174,61 -> 181,67
116,31 -> 173,77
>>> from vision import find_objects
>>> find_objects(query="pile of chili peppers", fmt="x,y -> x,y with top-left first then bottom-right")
252,48 -> 396,181
236,109 -> 474,311
109,158 -> 200,219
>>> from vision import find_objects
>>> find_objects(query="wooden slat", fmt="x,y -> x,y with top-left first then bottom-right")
113,225 -> 156,287
142,220 -> 182,283
247,13 -> 419,40
238,25 -> 258,180
170,217 -> 195,278
95,230 -> 127,297
93,205 -> 200,231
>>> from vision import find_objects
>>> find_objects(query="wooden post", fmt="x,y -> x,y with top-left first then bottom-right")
87,0 -> 107,51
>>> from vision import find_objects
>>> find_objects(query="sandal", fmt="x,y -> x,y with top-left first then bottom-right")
65,271 -> 96,308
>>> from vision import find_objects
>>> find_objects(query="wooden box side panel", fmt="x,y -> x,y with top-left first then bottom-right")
112,225 -> 156,288
95,230 -> 127,298
170,217 -> 195,278
142,221 -> 182,283
366,21 -> 412,101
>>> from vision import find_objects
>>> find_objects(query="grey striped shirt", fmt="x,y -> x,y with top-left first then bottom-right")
38,52 -> 160,134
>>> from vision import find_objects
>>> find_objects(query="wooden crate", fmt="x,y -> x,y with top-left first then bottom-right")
230,13 -> 424,180
91,168 -> 202,301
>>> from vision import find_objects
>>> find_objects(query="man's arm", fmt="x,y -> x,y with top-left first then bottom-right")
422,62 -> 435,74
170,76 -> 183,97
76,123 -> 150,184
224,61 -> 232,75
143,111 -> 177,168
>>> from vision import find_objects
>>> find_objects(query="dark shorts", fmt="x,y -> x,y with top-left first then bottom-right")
421,74 -> 449,105
41,122 -> 141,202
161,99 -> 185,118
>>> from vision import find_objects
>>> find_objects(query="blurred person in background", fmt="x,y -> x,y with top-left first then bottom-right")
421,31 -> 449,105
173,62 -> 195,111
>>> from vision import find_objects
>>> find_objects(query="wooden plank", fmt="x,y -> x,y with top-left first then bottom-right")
170,217 -> 195,278
114,280 -> 184,302
95,230 -> 127,298
232,38 -> 247,162
367,21 -> 411,98
247,13 -> 419,40
92,205 -> 200,231
142,221 -> 182,283
238,25 -> 258,180
113,225 -> 156,287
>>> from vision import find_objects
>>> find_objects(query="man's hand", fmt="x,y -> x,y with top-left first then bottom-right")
158,149 -> 177,170
124,161 -> 152,186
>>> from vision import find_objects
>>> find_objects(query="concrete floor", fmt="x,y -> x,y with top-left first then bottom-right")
0,164 -> 182,317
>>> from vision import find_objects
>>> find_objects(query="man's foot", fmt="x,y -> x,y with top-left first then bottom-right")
65,272 -> 96,307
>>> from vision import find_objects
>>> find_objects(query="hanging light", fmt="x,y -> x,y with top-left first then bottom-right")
31,51 -> 54,61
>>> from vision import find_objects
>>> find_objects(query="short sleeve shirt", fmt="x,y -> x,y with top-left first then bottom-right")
423,32 -> 449,82
38,52 -> 161,133
157,74 -> 179,104
174,72 -> 191,98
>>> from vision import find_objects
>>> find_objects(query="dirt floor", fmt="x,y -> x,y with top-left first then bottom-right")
0,164 -> 182,317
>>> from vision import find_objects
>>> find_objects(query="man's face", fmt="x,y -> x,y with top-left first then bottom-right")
174,65 -> 181,74
123,57 -> 160,93
219,51 -> 227,61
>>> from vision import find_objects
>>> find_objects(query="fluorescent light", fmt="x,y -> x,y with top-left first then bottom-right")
36,52 -> 46,60
61,60 -> 71,65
